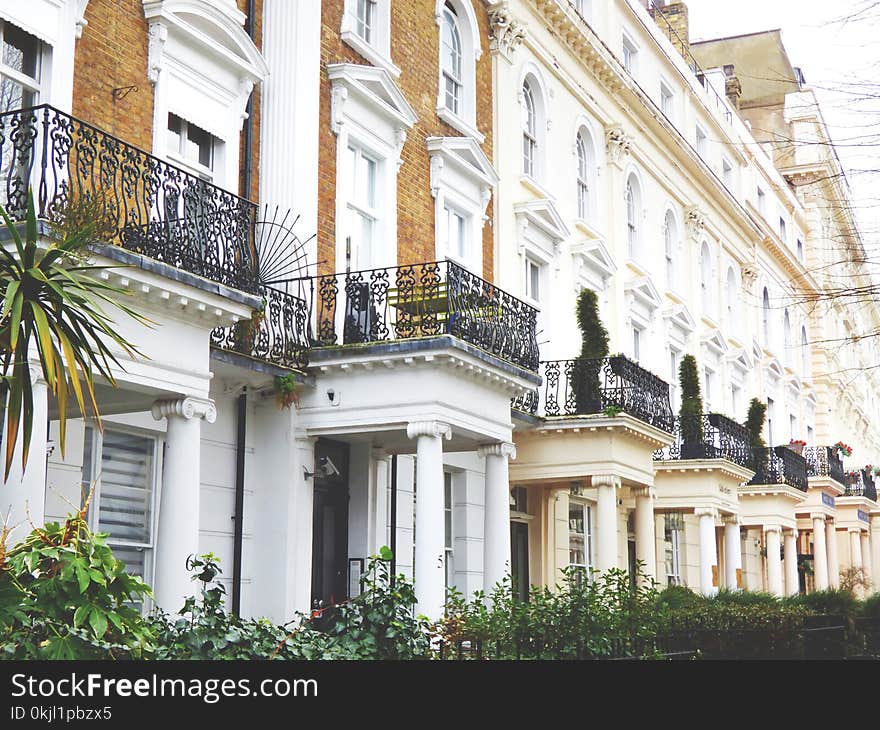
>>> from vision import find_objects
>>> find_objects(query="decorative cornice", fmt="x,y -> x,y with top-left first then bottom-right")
406,421 -> 452,440
151,396 -> 217,423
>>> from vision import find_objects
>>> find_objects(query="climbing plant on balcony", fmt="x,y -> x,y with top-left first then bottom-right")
678,354 -> 703,457
571,289 -> 609,414
0,190 -> 149,480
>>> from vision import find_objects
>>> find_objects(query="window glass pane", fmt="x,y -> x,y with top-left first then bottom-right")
167,114 -> 182,156
569,503 -> 586,568
185,123 -> 213,169
97,430 -> 154,546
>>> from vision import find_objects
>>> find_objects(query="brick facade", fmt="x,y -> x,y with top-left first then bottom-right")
318,1 -> 495,281
72,0 -> 261,202
72,0 -> 155,152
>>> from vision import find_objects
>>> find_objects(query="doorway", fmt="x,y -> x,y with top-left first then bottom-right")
311,439 -> 351,609
510,521 -> 530,601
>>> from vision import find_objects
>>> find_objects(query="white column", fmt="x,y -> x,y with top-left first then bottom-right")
632,486 -> 656,585
478,441 -> 516,594
861,531 -> 872,590
369,448 -> 391,556
784,529 -> 800,597
594,475 -> 621,573
260,0 -> 320,252
407,421 -> 451,621
849,528 -> 863,571
723,516 -> 742,590
764,525 -> 783,597
696,508 -> 718,596
872,518 -> 880,590
827,519 -> 840,588
151,397 -> 216,613
811,514 -> 829,591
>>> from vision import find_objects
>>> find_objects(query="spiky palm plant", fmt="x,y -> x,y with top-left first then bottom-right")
0,190 -> 149,478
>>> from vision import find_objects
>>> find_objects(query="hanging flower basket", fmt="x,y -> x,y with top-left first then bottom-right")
834,441 -> 853,458
788,439 -> 806,455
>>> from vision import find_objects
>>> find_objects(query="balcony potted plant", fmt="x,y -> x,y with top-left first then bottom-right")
679,354 -> 704,459
787,438 -> 806,456
833,441 -> 853,458
570,289 -> 608,415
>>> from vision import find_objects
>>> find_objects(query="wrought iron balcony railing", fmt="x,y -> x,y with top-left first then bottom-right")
747,446 -> 808,492
0,104 -> 258,293
311,260 -> 540,372
653,413 -> 751,468
211,283 -> 310,371
803,446 -> 847,487
844,469 -> 878,501
511,356 -> 673,432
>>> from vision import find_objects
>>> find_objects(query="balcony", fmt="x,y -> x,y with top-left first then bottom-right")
747,446 -> 808,492
844,469 -> 878,502
0,104 -> 258,294
311,260 -> 539,372
803,446 -> 847,487
512,355 -> 673,431
211,282 -> 310,371
653,413 -> 751,469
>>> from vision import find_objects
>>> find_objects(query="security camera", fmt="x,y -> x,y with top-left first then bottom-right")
319,456 -> 341,478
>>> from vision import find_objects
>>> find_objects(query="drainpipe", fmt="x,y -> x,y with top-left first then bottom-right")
390,454 -> 398,586
231,0 -> 257,620
231,390 -> 247,616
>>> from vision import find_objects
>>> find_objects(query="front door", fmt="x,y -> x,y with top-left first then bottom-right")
310,439 -> 350,609
510,521 -> 530,601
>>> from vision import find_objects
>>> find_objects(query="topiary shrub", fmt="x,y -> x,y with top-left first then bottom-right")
571,289 -> 610,414
678,354 -> 704,458
788,589 -> 860,618
745,397 -> 768,476
654,584 -> 706,611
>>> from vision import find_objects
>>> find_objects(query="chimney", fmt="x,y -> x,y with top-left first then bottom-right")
650,2 -> 691,62
723,64 -> 742,110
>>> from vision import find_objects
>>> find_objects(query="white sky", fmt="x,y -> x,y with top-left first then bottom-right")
684,0 -> 880,244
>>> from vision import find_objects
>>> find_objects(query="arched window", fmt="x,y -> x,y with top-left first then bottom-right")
783,310 -> 792,366
762,287 -> 771,345
664,210 -> 677,289
726,266 -> 737,326
522,80 -> 538,177
440,4 -> 463,115
576,131 -> 591,220
700,241 -> 711,313
801,325 -> 809,375
625,173 -> 641,258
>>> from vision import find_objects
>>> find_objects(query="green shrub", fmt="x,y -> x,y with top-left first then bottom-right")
788,589 -> 860,618
571,289 -> 609,414
860,593 -> 880,618
0,511 -> 154,659
678,355 -> 704,453
655,584 -> 705,611
710,589 -> 780,607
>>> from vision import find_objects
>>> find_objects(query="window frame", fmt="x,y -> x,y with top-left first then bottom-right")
663,209 -> 678,290
341,0 -> 397,76
568,498 -> 594,581
440,4 -> 463,117
522,80 -> 538,179
621,32 -> 639,76
166,112 -> 217,182
664,513 -> 683,587
0,20 -> 42,111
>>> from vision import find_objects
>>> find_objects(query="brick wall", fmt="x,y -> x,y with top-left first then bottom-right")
652,2 -> 690,62
318,1 -> 495,281
72,0 -> 262,202
237,0 -> 262,203
72,0 -> 155,152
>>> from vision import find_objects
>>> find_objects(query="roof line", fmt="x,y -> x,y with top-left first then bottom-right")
691,28 -> 783,45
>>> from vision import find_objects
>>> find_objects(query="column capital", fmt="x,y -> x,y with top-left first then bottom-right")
763,524 -> 783,535
785,527 -> 799,537
592,474 -> 622,489
371,447 -> 390,460
152,396 -> 216,424
477,441 -> 516,460
630,485 -> 655,499
406,421 -> 451,441
848,527 -> 864,535
695,507 -> 718,519
722,515 -> 741,526
810,512 -> 827,523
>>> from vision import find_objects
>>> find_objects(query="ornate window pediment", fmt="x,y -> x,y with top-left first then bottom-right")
625,275 -> 661,312
764,356 -> 785,381
701,328 -> 728,356
726,346 -> 752,372
328,63 -> 418,141
662,303 -> 695,341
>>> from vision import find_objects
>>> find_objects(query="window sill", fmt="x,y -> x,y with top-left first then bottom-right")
519,174 -> 553,200
436,107 -> 485,144
341,30 -> 401,78
624,257 -> 648,277
573,218 -> 603,240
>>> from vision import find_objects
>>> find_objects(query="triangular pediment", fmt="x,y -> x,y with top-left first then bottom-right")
625,276 -> 662,311
701,328 -> 728,355
726,346 -> 753,371
426,136 -> 498,188
764,356 -> 785,379
662,303 -> 695,333
570,239 -> 616,279
514,199 -> 571,243
327,63 -> 418,128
